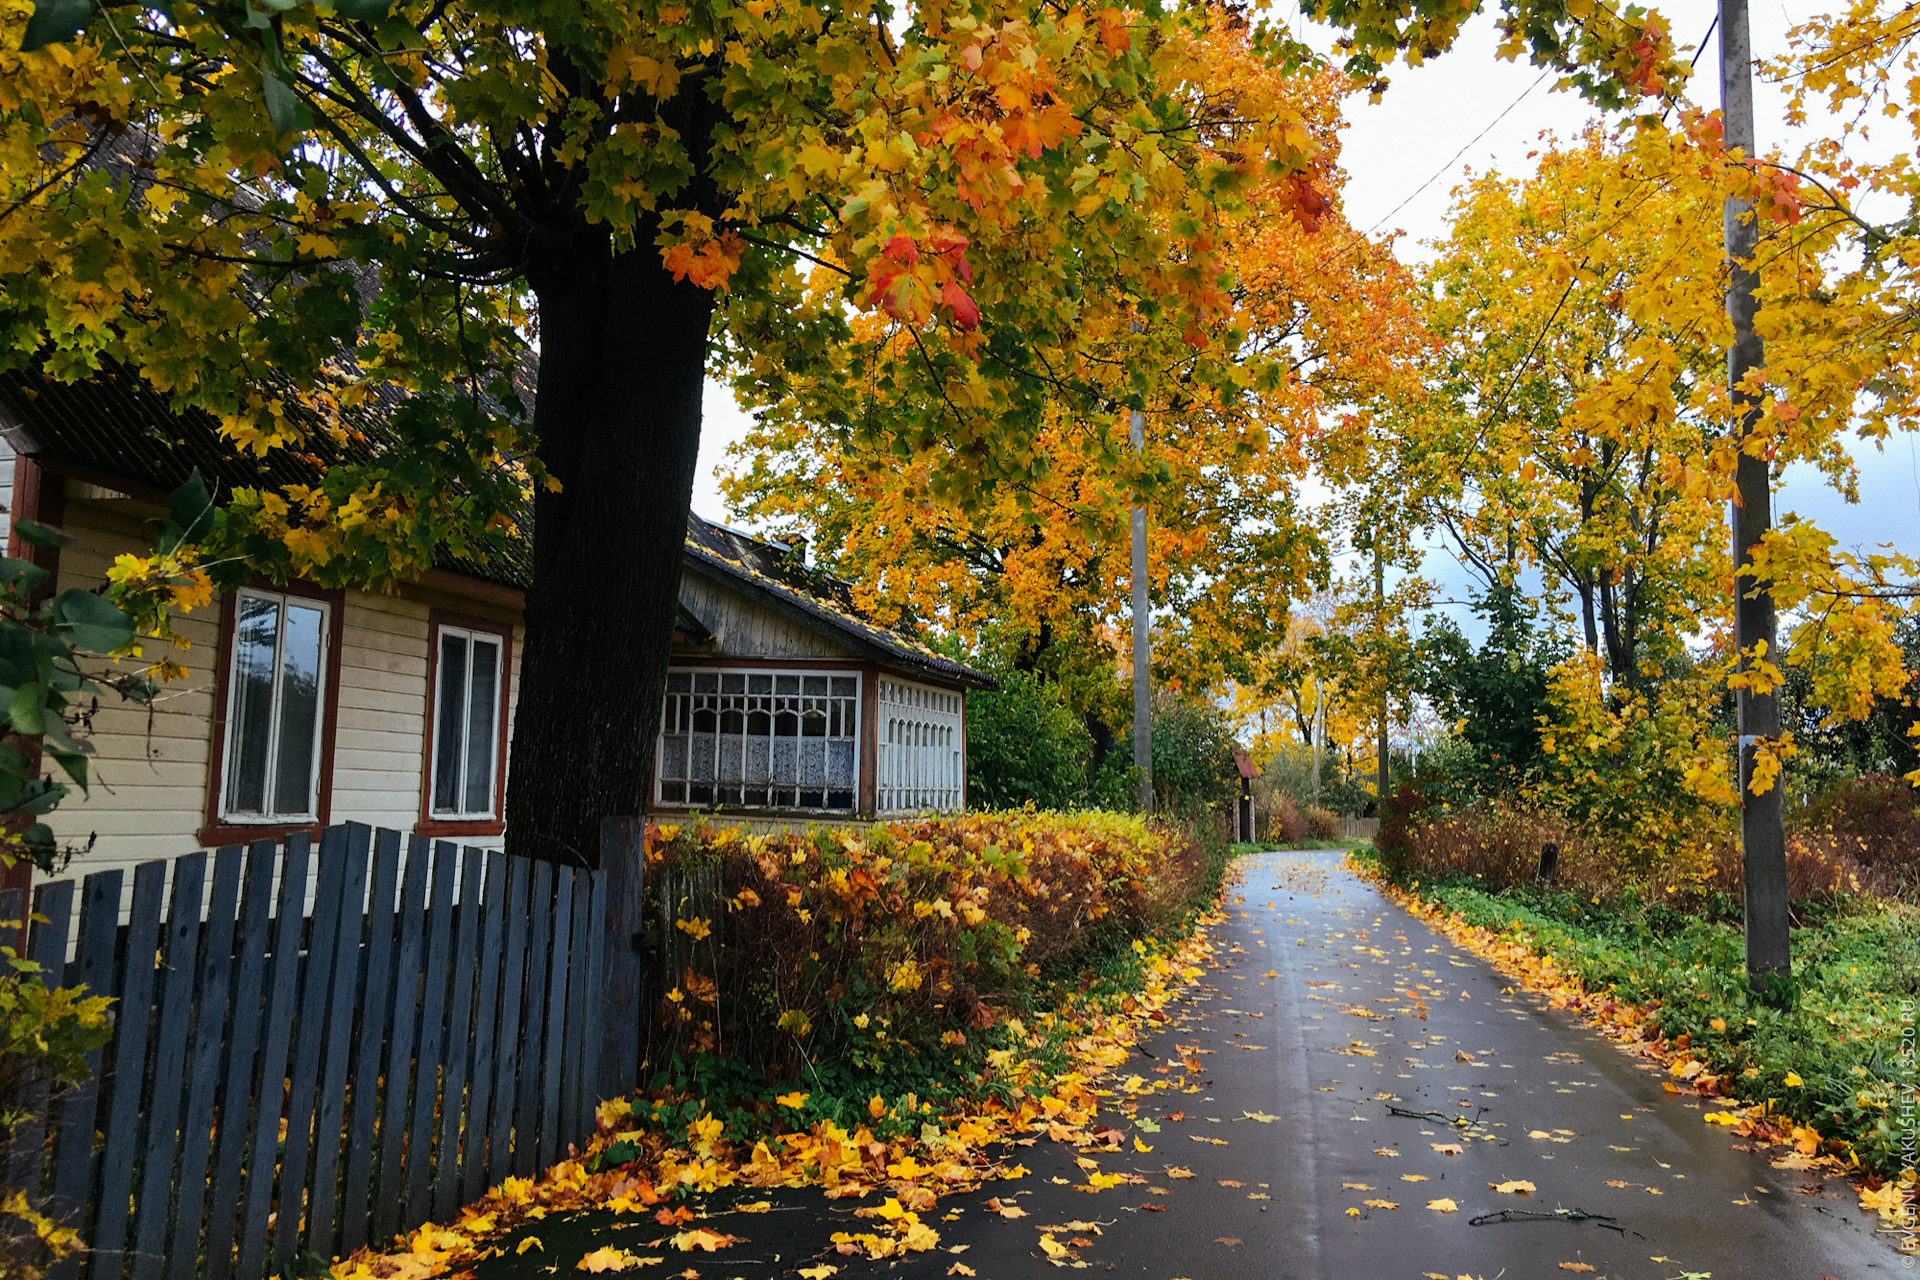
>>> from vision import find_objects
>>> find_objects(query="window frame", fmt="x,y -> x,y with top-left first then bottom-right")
417,610 -> 514,838
200,581 -> 345,846
653,664 -> 864,814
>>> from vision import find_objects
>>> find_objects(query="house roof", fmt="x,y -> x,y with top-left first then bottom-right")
0,360 -> 993,690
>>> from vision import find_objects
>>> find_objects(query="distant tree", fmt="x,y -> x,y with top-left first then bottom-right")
965,670 -> 1095,811
1416,582 -> 1566,796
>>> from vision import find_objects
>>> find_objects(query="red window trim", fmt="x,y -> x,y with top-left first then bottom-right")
417,609 -> 513,839
200,580 -> 347,848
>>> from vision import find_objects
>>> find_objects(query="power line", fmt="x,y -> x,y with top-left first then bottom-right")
1364,67 -> 1553,237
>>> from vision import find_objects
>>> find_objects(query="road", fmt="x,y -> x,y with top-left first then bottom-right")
475,849 -> 1900,1280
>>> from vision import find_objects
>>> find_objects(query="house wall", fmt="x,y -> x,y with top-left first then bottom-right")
681,566 -> 853,660
0,435 -> 13,548
39,487 -> 523,897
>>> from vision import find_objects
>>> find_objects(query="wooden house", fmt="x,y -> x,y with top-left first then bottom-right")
0,363 -> 992,893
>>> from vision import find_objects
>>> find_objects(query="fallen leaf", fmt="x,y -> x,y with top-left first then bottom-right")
1345,1206 -> 1361,1218
1164,1167 -> 1195,1180
798,1266 -> 838,1280
1214,1237 -> 1241,1246
1783,1071 -> 1804,1087
1372,1148 -> 1400,1158
736,1201 -> 773,1214
1341,1183 -> 1373,1191
1557,1265 -> 1596,1274
1037,1236 -> 1070,1261
1189,1135 -> 1228,1146
671,1230 -> 739,1252
1217,1180 -> 1245,1188
1400,1175 -> 1429,1183
1605,1180 -> 1630,1188
1241,1111 -> 1279,1123
1427,1199 -> 1459,1213
518,1239 -> 545,1256
1430,1144 -> 1464,1156
577,1249 -> 659,1273
1140,1203 -> 1167,1212
946,1267 -> 975,1278
1363,1199 -> 1399,1209
1490,1180 -> 1536,1195
1134,1137 -> 1154,1153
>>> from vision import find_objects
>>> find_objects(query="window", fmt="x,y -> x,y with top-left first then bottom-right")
430,626 -> 505,819
657,670 -> 859,811
220,589 -> 330,822
876,678 -> 965,814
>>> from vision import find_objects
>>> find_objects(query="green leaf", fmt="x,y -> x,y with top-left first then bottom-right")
10,518 -> 72,550
333,0 -> 390,19
20,0 -> 91,50
0,558 -> 50,595
44,746 -> 88,795
52,589 -> 135,654
8,683 -> 46,737
162,470 -> 216,550
263,68 -> 298,136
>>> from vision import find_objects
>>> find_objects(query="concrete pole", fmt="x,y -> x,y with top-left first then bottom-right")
1374,549 -> 1389,814
1721,0 -> 1791,992
1131,403 -> 1152,814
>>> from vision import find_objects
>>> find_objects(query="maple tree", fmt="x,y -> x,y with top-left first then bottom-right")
2,0 -> 1353,860
721,44 -> 1423,707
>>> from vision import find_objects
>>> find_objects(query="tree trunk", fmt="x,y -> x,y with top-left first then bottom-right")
504,229 -> 717,867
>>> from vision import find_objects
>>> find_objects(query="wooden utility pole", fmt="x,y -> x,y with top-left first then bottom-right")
1131,400 -> 1153,814
1722,0 -> 1791,992
1374,548 -> 1389,813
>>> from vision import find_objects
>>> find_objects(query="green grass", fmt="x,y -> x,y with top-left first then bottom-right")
1232,838 -> 1362,853
1350,846 -> 1920,1178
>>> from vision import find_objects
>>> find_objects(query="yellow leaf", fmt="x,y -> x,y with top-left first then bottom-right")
517,1238 -> 545,1255
675,917 -> 712,941
776,1092 -> 810,1108
1362,1199 -> 1399,1209
1783,1071 -> 1804,1087
1133,1137 -> 1153,1153
1164,1166 -> 1195,1179
1490,1180 -> 1536,1195
671,1229 -> 739,1252
798,1267 -> 838,1280
1427,1198 -> 1459,1213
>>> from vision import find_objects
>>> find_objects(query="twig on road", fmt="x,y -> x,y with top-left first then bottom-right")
1468,1207 -> 1625,1234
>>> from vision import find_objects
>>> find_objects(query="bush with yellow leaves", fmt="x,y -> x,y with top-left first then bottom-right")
639,809 -> 1212,1104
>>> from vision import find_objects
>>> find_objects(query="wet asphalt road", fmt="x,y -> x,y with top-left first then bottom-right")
477,850 -> 1901,1280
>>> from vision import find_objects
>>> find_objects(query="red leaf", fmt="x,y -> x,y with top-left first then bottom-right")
941,281 -> 980,329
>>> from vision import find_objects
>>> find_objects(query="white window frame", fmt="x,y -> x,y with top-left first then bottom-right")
876,677 -> 966,815
655,667 -> 863,813
218,588 -> 331,825
428,624 -> 506,820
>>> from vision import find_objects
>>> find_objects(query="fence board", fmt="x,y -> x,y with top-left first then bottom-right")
460,849 -> 508,1203
48,868 -> 123,1280
306,824 -> 372,1260
538,868 -> 575,1171
273,826 -> 351,1275
513,860 -> 554,1178
372,835 -> 432,1243
7,878 -> 74,1195
127,852 -> 207,1280
582,870 -> 608,1119
167,846 -> 243,1280
340,827 -> 403,1256
204,841 -> 278,1280
431,846 -> 483,1222
91,860 -> 166,1278
562,870 -> 592,1140
487,856 -> 531,1185
236,832 -> 313,1280
403,841 -> 458,1225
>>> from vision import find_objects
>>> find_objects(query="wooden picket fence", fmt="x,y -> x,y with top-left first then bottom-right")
0,823 -> 609,1280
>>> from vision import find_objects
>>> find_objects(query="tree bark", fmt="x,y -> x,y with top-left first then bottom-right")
504,229 -> 717,867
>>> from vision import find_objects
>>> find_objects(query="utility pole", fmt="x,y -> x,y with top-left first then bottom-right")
1374,547 -> 1389,814
1131,400 -> 1153,814
1722,0 -> 1791,993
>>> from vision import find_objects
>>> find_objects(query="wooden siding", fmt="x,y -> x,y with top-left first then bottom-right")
39,494 -> 523,893
680,567 -> 852,660
0,436 -> 13,548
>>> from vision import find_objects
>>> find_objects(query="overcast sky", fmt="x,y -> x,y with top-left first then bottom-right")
691,5 -> 1920,630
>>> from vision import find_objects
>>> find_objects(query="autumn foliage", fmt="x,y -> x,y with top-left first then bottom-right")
639,810 -> 1211,1078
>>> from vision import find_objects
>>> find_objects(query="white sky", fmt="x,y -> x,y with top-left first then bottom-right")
693,5 -> 1920,631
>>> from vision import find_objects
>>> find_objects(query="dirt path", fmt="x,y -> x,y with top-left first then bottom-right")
474,850 -> 1899,1280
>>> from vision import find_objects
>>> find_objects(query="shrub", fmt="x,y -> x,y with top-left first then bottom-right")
1270,794 -> 1307,844
638,810 -> 1209,1083
1304,804 -> 1340,840
1149,696 -> 1239,820
964,671 -> 1095,810
1796,774 -> 1919,893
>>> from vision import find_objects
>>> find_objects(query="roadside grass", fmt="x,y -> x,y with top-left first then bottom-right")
1231,838 -> 1362,853
1350,844 -> 1919,1180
